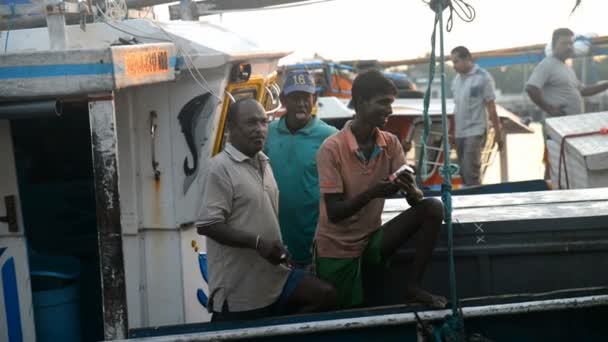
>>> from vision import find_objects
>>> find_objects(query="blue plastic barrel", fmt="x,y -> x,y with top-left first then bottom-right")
29,253 -> 81,342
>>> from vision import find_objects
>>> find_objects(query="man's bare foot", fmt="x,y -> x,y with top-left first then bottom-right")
405,286 -> 448,309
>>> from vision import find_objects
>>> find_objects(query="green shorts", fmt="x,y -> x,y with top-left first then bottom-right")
315,229 -> 387,309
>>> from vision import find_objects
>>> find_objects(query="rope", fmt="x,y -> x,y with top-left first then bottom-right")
415,11 -> 438,184
557,127 -> 608,189
423,0 -> 476,32
418,0 -> 475,340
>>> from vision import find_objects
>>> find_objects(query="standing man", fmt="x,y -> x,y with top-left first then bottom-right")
196,99 -> 337,321
315,70 -> 447,309
526,28 -> 608,178
265,70 -> 338,269
451,46 -> 503,186
526,28 -> 608,118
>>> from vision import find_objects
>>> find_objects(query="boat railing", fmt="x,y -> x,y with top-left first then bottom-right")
406,126 -> 499,182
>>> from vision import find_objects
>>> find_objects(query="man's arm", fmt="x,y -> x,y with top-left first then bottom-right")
197,223 -> 289,265
525,85 -> 564,116
197,222 -> 257,249
196,160 -> 288,264
581,81 -> 608,97
325,181 -> 398,224
485,100 -> 504,150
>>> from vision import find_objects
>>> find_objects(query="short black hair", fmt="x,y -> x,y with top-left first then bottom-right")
552,28 -> 574,48
226,98 -> 263,129
451,46 -> 472,59
351,70 -> 397,111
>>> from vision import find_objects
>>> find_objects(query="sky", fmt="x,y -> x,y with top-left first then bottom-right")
154,0 -> 608,65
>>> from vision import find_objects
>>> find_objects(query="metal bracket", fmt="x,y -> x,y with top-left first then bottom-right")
150,111 -> 161,180
45,1 -> 80,15
0,195 -> 18,233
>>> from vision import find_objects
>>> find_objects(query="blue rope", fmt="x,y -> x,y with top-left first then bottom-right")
415,11 -> 439,185
437,2 -> 459,319
421,0 -> 466,340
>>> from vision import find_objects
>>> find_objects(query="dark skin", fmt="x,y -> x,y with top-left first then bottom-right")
325,93 -> 447,308
526,34 -> 608,116
280,91 -> 318,133
198,99 -> 338,314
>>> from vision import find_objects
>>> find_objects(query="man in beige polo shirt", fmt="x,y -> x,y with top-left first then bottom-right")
315,70 -> 447,309
196,99 -> 337,321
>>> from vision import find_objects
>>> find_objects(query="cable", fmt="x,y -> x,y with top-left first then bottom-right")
3,28 -> 9,54
144,19 -> 223,101
102,21 -> 171,41
422,0 -> 476,32
98,16 -> 221,100
4,2 -> 15,54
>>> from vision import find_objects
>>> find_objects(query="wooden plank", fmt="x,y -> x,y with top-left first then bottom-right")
89,96 -> 129,340
1,44 -> 177,98
0,3 -> 43,17
168,0 -> 311,19
384,187 -> 608,213
0,49 -> 114,98
383,199 -> 608,225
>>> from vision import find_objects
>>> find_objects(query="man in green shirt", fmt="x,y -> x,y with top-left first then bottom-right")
265,70 -> 338,268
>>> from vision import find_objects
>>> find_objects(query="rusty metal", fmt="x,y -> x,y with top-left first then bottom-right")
150,111 -> 161,180
89,97 -> 129,340
0,195 -> 19,233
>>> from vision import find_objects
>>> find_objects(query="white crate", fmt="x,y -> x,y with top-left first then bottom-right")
545,112 -> 608,189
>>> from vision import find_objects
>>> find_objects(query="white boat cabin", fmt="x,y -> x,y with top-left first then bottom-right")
0,18 -> 285,341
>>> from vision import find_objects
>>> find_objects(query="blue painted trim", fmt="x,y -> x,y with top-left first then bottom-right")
196,253 -> 209,308
0,57 -> 178,80
196,289 -> 208,307
0,0 -> 31,5
198,253 -> 208,283
286,61 -> 356,72
2,257 -> 23,342
0,63 -> 113,80
476,54 -> 545,68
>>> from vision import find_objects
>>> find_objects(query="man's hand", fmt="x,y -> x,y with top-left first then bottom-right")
545,104 -> 565,116
257,238 -> 290,265
370,180 -> 400,198
393,172 -> 423,204
393,171 -> 416,193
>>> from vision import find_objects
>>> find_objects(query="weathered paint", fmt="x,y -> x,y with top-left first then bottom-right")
0,49 -> 114,97
89,96 -> 129,340
0,120 -> 35,341
111,43 -> 177,89
115,294 -> 608,342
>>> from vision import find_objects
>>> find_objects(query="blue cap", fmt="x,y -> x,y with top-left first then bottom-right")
282,70 -> 316,95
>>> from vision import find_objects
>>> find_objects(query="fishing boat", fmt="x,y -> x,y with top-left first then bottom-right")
0,14 -> 285,341
2,1 -> 608,341
279,61 -> 422,99
126,188 -> 608,341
